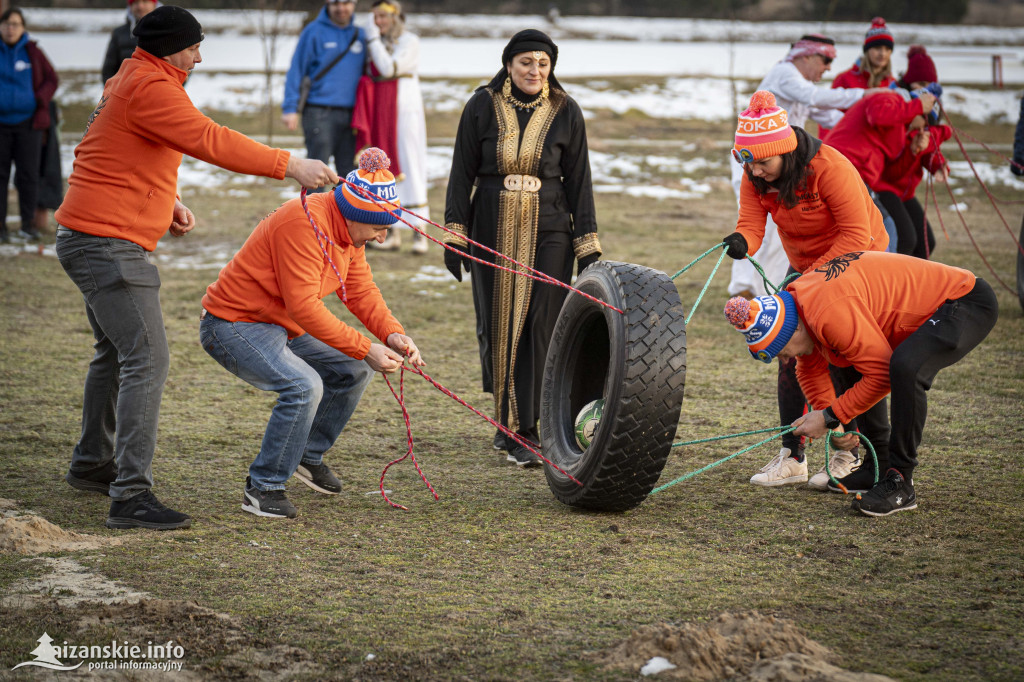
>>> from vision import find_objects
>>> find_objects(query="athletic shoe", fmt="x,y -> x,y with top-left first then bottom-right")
827,461 -> 880,494
66,460 -> 118,495
411,231 -> 428,254
294,462 -> 341,495
750,447 -> 807,486
242,477 -> 297,519
507,444 -> 542,468
106,490 -> 192,530
852,469 -> 917,517
807,450 -> 859,490
19,229 -> 41,242
493,430 -> 508,451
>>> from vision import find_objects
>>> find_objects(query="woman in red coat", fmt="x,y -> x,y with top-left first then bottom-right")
819,18 -> 896,139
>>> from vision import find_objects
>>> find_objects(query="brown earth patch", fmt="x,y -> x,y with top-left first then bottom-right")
596,611 -> 897,681
0,514 -> 121,555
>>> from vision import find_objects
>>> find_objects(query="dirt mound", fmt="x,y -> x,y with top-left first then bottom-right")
597,611 -> 896,681
0,515 -> 120,555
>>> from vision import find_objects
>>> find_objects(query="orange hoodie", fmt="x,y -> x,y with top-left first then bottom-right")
789,251 -> 976,424
201,192 -> 404,360
55,49 -> 289,251
736,143 -> 888,274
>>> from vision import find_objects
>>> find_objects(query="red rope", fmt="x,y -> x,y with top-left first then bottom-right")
338,177 -> 625,315
378,367 -> 438,510
941,106 -> 1024,259
947,124 -> 1024,202
934,178 -> 1016,294
300,188 -> 348,302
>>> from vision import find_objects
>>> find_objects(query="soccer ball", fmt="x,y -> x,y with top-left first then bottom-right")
574,399 -> 605,449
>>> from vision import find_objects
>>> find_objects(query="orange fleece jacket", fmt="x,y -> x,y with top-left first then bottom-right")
735,144 -> 888,274
55,49 -> 289,251
201,192 -> 404,360
789,251 -> 976,424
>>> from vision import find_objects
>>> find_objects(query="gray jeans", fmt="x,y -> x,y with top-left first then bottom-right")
56,227 -> 168,500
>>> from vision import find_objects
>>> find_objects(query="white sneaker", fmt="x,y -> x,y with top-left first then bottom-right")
807,449 -> 860,490
750,447 -> 808,486
411,230 -> 428,254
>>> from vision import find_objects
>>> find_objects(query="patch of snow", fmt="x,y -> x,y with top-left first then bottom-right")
640,656 -> 677,676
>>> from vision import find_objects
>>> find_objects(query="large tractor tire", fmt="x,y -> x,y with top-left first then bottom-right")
540,261 -> 686,511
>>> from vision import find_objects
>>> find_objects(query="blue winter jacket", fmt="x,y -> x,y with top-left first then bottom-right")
282,7 -> 366,113
0,33 -> 37,125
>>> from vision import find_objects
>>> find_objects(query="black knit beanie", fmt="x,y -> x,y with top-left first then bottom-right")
133,5 -> 204,58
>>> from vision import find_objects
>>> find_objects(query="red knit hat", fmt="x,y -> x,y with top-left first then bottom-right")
863,17 -> 894,52
733,91 -> 797,163
902,45 -> 938,85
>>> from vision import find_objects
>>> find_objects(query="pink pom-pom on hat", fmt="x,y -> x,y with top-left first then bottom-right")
724,296 -> 752,326
335,147 -> 402,226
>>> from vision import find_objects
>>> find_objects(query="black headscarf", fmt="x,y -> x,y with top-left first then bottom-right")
484,29 -> 564,93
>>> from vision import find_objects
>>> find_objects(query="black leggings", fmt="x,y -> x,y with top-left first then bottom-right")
888,279 -> 998,476
876,192 -> 936,260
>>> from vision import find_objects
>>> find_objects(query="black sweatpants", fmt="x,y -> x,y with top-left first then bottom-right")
877,192 -> 936,260
888,278 -> 999,477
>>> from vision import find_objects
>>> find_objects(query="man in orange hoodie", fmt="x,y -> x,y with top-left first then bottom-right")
725,251 -> 997,516
54,6 -> 337,530
201,148 -> 424,519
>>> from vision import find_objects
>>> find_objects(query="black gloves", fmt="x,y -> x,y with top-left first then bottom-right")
444,243 -> 471,282
577,253 -> 599,277
723,232 -> 749,259
1012,159 -> 1024,177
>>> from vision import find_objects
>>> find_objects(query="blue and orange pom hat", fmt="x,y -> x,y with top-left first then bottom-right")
724,292 -> 798,363
335,148 -> 403,226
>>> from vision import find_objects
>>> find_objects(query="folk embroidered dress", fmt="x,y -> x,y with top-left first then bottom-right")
444,82 -> 600,439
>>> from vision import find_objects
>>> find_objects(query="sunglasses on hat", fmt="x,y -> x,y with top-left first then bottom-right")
732,148 -> 755,164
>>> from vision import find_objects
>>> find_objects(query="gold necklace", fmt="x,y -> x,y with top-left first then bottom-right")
502,76 -> 548,110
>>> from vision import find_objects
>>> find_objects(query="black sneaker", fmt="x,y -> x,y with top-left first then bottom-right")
853,469 -> 917,517
106,490 -> 192,530
827,461 -> 880,494
242,477 -> 298,518
493,430 -> 508,451
66,460 -> 118,495
506,444 -> 542,468
294,462 -> 341,495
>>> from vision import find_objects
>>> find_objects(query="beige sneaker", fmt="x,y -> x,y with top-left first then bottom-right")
807,449 -> 860,490
411,230 -> 428,254
750,447 -> 808,486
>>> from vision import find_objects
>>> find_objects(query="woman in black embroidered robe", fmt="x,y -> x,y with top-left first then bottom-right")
443,30 -> 601,467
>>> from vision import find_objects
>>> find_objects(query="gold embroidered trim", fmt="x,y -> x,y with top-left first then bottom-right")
572,233 -> 602,260
487,88 -> 565,432
443,222 -> 468,247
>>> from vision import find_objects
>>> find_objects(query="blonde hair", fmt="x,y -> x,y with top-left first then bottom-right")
373,0 -> 404,45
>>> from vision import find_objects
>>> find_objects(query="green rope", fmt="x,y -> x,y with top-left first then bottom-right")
650,426 -> 795,495
671,425 -> 789,448
669,243 -> 725,281
684,247 -> 729,325
823,428 -> 879,491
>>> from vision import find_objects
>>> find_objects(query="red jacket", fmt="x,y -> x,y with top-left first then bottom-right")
56,49 -> 289,251
831,62 -> 896,91
825,91 -> 926,191
874,125 -> 952,199
819,64 -> 896,139
790,251 -> 976,424
26,41 -> 58,130
202,192 -> 405,360
736,142 -> 888,274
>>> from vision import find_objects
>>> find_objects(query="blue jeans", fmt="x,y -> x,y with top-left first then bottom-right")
55,227 -> 168,501
199,314 -> 374,491
302,104 -> 356,190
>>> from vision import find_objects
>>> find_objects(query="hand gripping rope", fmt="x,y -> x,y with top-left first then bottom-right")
652,241 -> 881,496
299,183 -> 598,508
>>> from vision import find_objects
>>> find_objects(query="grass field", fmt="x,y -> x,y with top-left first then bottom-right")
0,94 -> 1022,680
